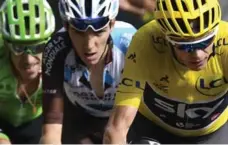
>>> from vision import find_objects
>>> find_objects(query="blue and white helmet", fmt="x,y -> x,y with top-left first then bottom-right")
59,0 -> 119,20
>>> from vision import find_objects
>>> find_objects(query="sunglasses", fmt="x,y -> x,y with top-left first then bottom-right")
69,16 -> 110,32
5,41 -> 46,56
166,27 -> 218,53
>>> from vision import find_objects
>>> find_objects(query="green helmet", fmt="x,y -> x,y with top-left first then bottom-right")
0,0 -> 55,43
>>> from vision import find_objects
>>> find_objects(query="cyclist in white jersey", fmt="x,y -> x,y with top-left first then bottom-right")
40,0 -> 137,144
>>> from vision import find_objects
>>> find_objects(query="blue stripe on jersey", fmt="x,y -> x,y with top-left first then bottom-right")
111,22 -> 137,55
105,70 -> 114,85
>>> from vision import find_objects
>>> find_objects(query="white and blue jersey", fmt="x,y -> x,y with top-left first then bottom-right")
42,21 -> 137,118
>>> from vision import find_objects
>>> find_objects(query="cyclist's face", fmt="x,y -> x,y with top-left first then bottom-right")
10,51 -> 42,81
173,40 -> 213,71
68,20 -> 115,67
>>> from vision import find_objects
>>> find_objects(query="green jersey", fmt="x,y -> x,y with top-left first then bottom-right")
0,34 -> 42,127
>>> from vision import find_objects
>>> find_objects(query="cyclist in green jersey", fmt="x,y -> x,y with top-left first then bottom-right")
0,0 -> 55,144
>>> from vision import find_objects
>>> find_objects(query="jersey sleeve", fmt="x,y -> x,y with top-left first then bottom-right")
111,21 -> 137,55
115,27 -> 148,108
42,33 -> 68,124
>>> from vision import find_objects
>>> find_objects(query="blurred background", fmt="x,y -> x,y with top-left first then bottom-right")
0,0 -> 228,31
47,0 -> 228,31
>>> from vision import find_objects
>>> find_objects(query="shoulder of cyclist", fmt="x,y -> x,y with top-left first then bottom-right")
42,29 -> 70,125
215,21 -> 228,80
42,28 -> 70,79
112,21 -> 137,53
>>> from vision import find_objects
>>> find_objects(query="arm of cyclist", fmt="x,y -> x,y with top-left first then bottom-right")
40,124 -> 62,144
104,29 -> 147,144
119,0 -> 156,17
40,35 -> 67,144
119,0 -> 145,17
103,106 -> 138,144
40,96 -> 64,144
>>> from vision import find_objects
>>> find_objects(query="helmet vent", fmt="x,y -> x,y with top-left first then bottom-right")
171,0 -> 178,11
156,1 -> 159,10
202,0 -> 206,5
167,18 -> 177,32
157,19 -> 168,31
188,17 -> 200,33
85,0 -> 92,17
35,5 -> 39,18
98,7 -> 105,17
72,9 -> 80,18
71,0 -> 80,10
99,0 -> 105,5
65,2 -> 70,13
15,25 -> 19,35
23,3 -> 29,11
70,0 -> 80,18
211,7 -> 215,23
176,18 -> 188,33
203,10 -> 209,29
181,1 -> 188,12
193,0 -> 199,10
4,14 -> 10,33
36,24 -> 40,34
24,16 -> 30,35
13,5 -> 18,19
162,1 -> 167,11
162,19 -> 171,31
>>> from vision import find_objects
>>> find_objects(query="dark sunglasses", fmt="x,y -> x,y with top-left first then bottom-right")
5,41 -> 46,55
166,27 -> 218,53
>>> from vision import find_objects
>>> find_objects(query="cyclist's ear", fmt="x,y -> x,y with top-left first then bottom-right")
109,19 -> 115,31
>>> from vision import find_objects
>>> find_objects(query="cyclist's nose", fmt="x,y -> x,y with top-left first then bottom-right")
86,39 -> 95,51
191,49 -> 205,57
84,33 -> 96,51
21,53 -> 36,63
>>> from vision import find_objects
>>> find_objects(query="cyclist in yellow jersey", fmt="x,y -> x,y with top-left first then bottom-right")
104,0 -> 228,144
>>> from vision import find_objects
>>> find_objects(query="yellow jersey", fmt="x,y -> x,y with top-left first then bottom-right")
115,20 -> 228,137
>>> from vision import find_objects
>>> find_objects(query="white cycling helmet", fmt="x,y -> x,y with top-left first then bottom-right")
58,0 -> 119,31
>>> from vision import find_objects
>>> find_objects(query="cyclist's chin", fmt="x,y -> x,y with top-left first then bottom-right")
84,59 -> 99,67
82,55 -> 100,66
186,61 -> 207,71
18,65 -> 41,80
